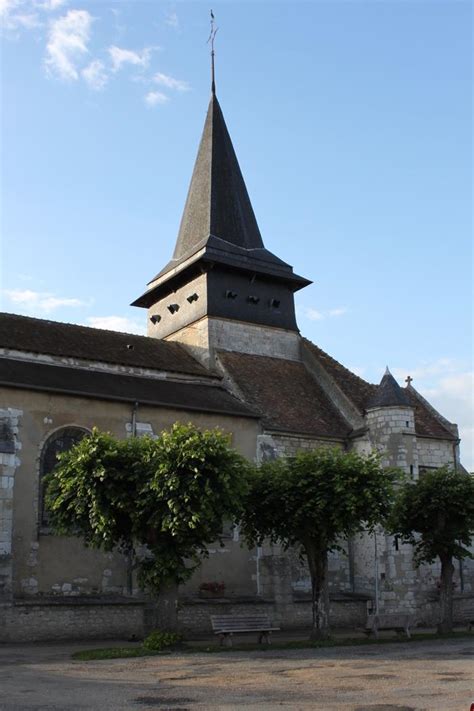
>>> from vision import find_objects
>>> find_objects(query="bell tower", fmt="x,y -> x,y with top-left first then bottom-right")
132,67 -> 310,365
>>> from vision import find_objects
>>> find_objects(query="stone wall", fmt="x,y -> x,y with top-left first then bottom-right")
177,596 -> 369,635
366,405 -> 418,474
0,408 -> 21,601
0,599 -> 146,642
417,437 -> 456,469
167,316 -> 301,368
256,432 -> 343,462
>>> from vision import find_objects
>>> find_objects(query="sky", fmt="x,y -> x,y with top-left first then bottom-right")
1,0 -> 472,468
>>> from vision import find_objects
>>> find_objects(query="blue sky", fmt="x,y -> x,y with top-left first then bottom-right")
1,0 -> 472,467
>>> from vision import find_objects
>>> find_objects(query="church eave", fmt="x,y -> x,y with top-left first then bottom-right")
132,251 -> 311,309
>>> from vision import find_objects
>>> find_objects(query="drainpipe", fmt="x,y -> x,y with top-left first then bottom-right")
374,529 -> 379,615
256,546 -> 262,596
131,401 -> 139,438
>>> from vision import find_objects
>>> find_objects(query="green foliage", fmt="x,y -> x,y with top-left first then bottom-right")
242,447 -> 395,638
45,423 -> 252,594
389,466 -> 474,565
142,630 -> 183,651
242,447 -> 395,552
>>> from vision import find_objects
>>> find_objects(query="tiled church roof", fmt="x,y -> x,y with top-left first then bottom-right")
218,351 -> 351,439
303,339 -> 377,413
0,312 -> 210,377
304,339 -> 456,441
0,357 -> 257,418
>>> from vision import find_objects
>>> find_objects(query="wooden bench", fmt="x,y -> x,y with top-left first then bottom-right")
210,614 -> 280,647
364,613 -> 415,639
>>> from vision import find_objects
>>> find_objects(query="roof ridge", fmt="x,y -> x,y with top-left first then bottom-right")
302,338 -> 376,388
405,385 -> 458,440
0,311 -> 152,341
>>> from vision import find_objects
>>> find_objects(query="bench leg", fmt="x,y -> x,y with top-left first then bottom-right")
219,633 -> 233,648
258,631 -> 271,645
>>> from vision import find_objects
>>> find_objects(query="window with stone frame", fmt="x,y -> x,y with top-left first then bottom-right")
39,426 -> 89,528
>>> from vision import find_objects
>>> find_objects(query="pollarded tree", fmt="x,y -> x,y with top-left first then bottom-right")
389,465 -> 474,633
45,423 -> 252,594
241,447 -> 395,640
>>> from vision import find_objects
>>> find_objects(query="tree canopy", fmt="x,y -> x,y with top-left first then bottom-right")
241,447 -> 395,639
389,465 -> 474,633
45,423 -> 252,594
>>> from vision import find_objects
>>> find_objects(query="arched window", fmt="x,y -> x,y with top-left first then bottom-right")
39,426 -> 89,527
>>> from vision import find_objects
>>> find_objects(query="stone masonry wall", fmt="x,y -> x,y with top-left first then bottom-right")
366,405 -> 418,474
254,432 -> 352,621
0,408 -> 21,600
177,597 -> 369,635
0,600 -> 146,642
166,316 -> 301,368
256,432 -> 343,462
417,437 -> 456,469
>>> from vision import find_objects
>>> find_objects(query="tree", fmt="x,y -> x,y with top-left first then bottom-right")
389,465 -> 474,634
241,447 -> 395,640
45,423 -> 252,595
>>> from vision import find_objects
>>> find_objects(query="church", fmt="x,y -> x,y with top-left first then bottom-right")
0,70 -> 472,642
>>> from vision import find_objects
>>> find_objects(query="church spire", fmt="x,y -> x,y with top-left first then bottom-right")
132,42 -> 310,336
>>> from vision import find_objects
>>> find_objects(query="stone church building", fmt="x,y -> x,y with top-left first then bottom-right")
0,81 -> 472,641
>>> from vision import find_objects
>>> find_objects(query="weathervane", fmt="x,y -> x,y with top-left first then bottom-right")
207,9 -> 218,94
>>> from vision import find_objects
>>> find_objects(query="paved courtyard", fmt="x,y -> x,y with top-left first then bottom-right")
1,637 -> 473,710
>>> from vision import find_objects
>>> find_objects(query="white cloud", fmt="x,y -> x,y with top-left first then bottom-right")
3,288 -> 88,313
390,359 -> 473,471
109,44 -> 153,72
145,90 -> 168,107
305,308 -> 324,321
392,358 -> 459,382
300,306 -> 348,321
164,9 -> 178,29
82,59 -> 107,90
34,0 -> 66,10
45,9 -> 92,81
328,307 -> 347,317
152,71 -> 189,92
0,0 -> 21,21
86,316 -> 145,335
1,0 -> 41,31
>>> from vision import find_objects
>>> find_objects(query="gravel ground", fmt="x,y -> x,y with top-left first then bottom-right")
1,637 -> 473,710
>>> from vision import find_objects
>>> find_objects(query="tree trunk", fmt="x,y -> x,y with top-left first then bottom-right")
305,542 -> 330,640
437,554 -> 455,634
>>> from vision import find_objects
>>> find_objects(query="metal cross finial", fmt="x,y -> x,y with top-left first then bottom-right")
207,9 -> 218,94
405,375 -> 413,386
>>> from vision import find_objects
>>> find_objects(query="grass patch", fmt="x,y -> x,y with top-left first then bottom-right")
72,630 -> 472,661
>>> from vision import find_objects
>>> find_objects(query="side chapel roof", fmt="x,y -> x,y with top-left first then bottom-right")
303,339 -> 456,441
218,350 -> 351,440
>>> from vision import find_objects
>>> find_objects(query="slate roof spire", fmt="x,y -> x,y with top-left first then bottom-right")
132,45 -> 310,310
367,367 -> 411,409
